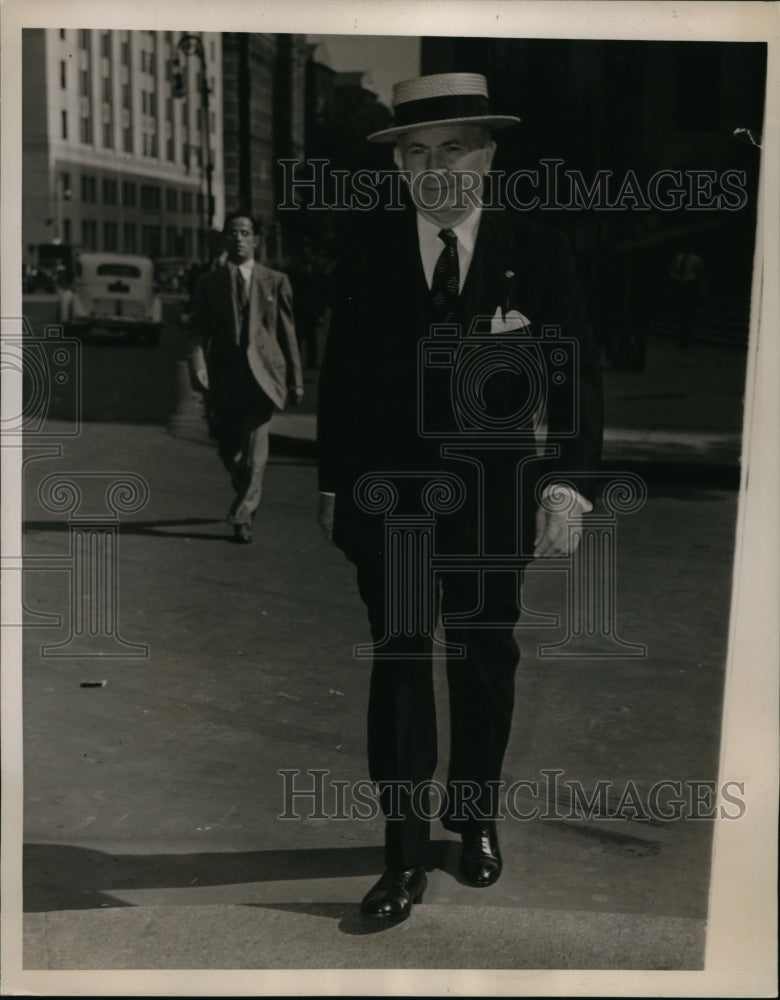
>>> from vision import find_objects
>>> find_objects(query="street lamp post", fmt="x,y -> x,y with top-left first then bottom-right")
172,32 -> 214,253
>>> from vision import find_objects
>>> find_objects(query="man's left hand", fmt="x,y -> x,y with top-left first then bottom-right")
534,505 -> 582,558
288,387 -> 304,406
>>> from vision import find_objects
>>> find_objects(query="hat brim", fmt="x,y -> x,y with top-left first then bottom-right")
367,114 -> 522,143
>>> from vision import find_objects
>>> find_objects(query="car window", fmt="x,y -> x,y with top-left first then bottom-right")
96,264 -> 143,278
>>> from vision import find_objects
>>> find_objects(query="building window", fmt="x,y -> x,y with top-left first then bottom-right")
80,175 -> 97,203
182,228 -> 193,258
63,219 -> 72,244
122,83 -> 131,109
182,190 -> 193,213
123,126 -> 133,153
61,110 -> 68,139
101,32 -> 111,58
79,32 -> 93,145
166,226 -> 178,255
103,122 -> 114,147
141,224 -> 161,257
122,180 -> 136,207
81,219 -> 97,251
123,221 -> 137,253
103,178 -> 117,205
59,28 -> 66,39
60,61 -> 66,88
165,188 -> 178,212
121,37 -> 130,66
103,221 -> 118,251
141,184 -> 161,211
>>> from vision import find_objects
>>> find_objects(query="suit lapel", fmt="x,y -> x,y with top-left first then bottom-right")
460,210 -> 525,334
392,205 -> 428,337
247,263 -> 274,339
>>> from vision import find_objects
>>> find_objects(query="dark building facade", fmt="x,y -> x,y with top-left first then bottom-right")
221,32 -> 307,262
421,37 -> 766,358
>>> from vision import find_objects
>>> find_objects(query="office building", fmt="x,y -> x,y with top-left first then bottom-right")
22,28 -> 224,266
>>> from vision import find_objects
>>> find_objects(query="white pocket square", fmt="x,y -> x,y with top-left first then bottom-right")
490,306 -> 531,333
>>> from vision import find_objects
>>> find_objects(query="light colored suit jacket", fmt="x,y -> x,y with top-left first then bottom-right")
190,260 -> 303,410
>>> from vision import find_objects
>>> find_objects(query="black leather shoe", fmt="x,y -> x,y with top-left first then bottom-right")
460,822 -> 502,887
360,866 -> 427,922
233,524 -> 252,544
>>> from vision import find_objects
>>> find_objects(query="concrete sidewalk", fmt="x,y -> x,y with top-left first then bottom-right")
14,333 -> 747,980
18,424 -> 737,977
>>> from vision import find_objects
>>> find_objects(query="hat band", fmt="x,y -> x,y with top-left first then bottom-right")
392,93 -> 492,129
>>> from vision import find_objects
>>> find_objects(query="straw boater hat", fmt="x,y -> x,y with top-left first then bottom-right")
367,72 -> 522,143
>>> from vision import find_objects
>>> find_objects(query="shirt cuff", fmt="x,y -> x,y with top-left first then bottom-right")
540,483 -> 593,514
319,491 -> 336,498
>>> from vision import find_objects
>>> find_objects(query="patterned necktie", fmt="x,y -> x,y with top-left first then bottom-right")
430,228 -> 460,324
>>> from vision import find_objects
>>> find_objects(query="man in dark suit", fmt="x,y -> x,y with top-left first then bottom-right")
317,74 -> 603,921
190,212 -> 304,543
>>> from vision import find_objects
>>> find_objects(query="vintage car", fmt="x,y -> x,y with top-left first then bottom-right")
59,252 -> 163,345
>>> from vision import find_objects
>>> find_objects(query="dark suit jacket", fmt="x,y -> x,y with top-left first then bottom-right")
190,261 -> 303,411
317,203 -> 603,556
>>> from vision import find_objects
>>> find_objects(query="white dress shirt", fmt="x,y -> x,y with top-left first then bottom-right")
417,206 -> 482,292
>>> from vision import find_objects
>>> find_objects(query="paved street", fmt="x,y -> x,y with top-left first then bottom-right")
14,297 -> 747,971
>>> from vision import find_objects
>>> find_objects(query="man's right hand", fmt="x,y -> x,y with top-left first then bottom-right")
318,493 -> 335,542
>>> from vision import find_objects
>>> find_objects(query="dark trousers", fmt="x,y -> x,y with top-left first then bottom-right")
209,360 -> 276,525
354,551 -> 524,869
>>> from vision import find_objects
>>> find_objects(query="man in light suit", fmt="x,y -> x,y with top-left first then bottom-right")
317,73 -> 603,922
190,212 -> 304,543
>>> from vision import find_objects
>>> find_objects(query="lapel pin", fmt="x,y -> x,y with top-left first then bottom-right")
504,270 -> 515,279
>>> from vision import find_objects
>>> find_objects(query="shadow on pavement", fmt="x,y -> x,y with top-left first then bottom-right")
23,842 -> 386,912
23,839 -> 471,918
23,517 -> 234,542
24,841 -> 485,942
